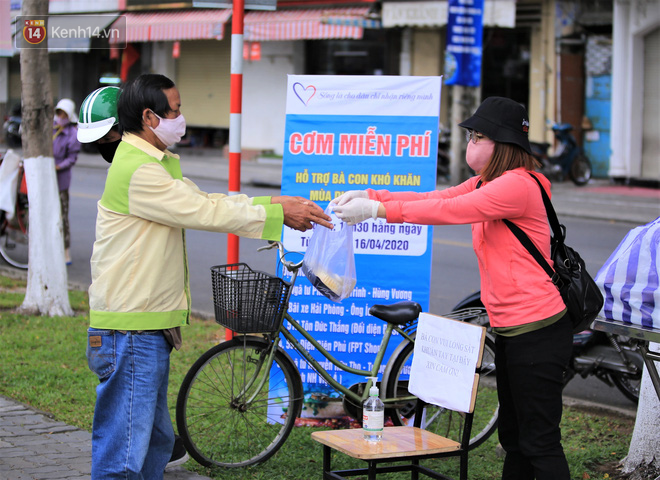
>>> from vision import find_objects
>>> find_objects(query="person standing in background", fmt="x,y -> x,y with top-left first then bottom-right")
53,98 -> 81,265
77,86 -> 122,164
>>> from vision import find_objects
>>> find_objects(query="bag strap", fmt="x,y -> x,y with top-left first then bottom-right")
525,173 -> 565,244
475,173 -> 564,287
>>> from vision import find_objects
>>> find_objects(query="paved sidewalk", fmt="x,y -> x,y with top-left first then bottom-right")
0,396 -> 211,480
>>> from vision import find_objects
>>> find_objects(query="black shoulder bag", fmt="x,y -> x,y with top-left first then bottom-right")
477,174 -> 604,333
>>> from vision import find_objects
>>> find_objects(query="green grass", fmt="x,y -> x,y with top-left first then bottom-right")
0,275 -> 632,479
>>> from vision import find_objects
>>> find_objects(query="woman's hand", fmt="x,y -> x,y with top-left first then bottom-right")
332,190 -> 368,206
333,198 -> 381,226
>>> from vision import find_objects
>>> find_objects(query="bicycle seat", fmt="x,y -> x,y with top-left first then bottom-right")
369,301 -> 422,325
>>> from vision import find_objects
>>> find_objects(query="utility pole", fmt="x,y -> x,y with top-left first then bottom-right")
227,0 -> 244,267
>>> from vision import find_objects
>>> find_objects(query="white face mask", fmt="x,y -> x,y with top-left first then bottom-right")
466,138 -> 495,174
148,110 -> 186,147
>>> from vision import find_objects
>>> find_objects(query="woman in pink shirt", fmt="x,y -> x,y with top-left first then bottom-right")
334,97 -> 572,480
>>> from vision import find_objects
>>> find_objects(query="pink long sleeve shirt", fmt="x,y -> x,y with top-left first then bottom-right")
368,168 -> 566,328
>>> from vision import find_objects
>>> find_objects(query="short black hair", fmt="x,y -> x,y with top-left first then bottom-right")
118,74 -> 176,134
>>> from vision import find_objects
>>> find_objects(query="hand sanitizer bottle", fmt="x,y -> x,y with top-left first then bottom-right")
363,377 -> 384,442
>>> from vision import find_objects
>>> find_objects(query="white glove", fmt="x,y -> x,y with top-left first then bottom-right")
333,198 -> 380,226
333,190 -> 369,206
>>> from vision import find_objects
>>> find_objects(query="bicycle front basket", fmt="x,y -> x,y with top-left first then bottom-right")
210,263 -> 291,334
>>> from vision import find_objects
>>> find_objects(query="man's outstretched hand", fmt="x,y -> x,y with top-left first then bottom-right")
272,196 -> 333,232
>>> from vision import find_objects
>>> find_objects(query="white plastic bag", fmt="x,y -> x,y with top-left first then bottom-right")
0,150 -> 20,220
302,205 -> 357,302
594,217 -> 660,330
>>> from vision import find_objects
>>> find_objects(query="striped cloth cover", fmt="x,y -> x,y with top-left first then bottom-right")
595,217 -> 660,329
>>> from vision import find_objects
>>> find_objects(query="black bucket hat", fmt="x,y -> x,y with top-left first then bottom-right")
458,96 -> 532,154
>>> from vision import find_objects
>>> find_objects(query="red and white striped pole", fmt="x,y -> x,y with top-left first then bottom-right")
227,0 -> 244,340
228,0 -> 244,264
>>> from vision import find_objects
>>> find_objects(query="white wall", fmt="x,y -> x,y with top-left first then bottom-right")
610,0 -> 660,179
242,41 -> 303,155
152,42 -> 176,82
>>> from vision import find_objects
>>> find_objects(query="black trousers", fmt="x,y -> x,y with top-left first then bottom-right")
495,314 -> 573,480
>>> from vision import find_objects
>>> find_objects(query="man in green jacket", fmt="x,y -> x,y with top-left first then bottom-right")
86,73 -> 332,479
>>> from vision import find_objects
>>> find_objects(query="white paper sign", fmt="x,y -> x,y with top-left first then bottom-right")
408,312 -> 485,413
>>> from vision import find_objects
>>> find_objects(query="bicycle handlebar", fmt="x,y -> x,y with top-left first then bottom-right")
257,240 -> 303,272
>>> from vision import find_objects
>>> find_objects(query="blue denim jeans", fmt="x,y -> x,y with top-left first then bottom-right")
86,328 -> 174,480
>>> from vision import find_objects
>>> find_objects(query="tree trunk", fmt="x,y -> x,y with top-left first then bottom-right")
17,0 -> 73,317
622,341 -> 660,478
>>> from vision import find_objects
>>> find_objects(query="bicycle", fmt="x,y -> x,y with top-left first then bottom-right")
0,152 -> 29,269
175,241 -> 499,469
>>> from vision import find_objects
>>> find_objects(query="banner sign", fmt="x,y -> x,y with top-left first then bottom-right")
280,75 -> 441,420
444,0 -> 484,87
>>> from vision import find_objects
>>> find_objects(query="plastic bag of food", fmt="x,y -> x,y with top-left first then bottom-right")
302,205 -> 357,302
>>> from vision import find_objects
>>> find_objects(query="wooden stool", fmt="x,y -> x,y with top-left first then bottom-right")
312,426 -> 462,480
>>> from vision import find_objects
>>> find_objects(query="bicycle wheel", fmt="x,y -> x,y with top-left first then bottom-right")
0,204 -> 29,269
383,335 -> 498,450
176,336 -> 303,468
569,152 -> 592,186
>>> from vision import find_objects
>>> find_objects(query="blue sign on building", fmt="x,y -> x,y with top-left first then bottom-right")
444,0 -> 484,87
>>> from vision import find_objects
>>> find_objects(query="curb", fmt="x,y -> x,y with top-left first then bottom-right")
563,396 -> 637,420
75,152 -> 660,226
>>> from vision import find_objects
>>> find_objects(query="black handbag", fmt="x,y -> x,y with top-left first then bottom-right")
477,174 -> 604,333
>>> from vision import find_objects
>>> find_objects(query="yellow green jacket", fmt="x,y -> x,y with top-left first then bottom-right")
89,133 -> 284,330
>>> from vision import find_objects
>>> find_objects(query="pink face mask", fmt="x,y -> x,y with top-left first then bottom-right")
148,110 -> 186,147
466,138 -> 495,173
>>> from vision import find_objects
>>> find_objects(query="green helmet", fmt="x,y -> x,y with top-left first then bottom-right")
77,86 -> 120,143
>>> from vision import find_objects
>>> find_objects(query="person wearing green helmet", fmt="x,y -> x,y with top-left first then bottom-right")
77,86 -> 122,163
79,85 -> 191,472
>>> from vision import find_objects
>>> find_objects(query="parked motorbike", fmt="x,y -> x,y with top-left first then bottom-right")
2,105 -> 22,148
452,291 -> 645,403
530,122 -> 593,186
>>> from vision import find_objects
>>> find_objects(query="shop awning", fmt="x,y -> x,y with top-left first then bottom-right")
111,9 -> 232,44
382,0 -> 516,28
244,7 -> 371,41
